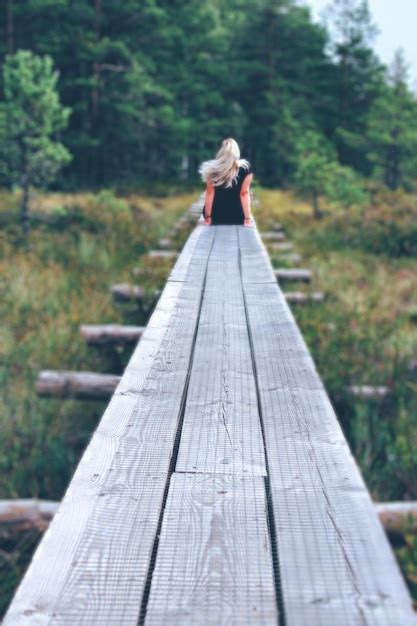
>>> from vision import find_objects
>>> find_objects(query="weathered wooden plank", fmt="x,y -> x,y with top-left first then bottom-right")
238,227 -> 416,625
3,227 -> 216,626
168,223 -> 211,283
237,224 -> 277,284
176,226 -> 266,476
144,473 -> 277,625
3,497 -> 414,535
80,324 -> 145,345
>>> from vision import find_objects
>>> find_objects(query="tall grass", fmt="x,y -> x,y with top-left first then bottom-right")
0,189 -> 196,499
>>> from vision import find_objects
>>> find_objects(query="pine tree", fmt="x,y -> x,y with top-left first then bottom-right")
323,0 -> 384,173
0,50 -> 71,233
366,50 -> 417,190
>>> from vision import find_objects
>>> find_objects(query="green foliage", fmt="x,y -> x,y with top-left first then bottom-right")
0,188 -> 194,507
304,186 -> 417,257
293,131 -> 334,217
366,51 -> 417,190
0,0 -> 416,192
0,50 -> 72,188
0,50 -> 72,233
324,162 -> 369,210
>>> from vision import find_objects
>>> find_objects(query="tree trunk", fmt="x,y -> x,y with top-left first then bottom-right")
21,170 -> 30,237
311,191 -> 322,219
6,0 -> 14,53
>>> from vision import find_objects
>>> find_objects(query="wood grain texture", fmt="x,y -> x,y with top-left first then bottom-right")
237,227 -> 416,626
168,223 -> 211,283
3,227 -> 215,625
144,473 -> 277,625
237,225 -> 277,284
176,226 -> 266,476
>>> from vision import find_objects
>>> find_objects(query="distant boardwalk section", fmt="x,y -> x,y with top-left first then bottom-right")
4,213 -> 416,624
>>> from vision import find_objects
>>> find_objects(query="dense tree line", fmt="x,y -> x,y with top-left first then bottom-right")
1,0 -> 417,190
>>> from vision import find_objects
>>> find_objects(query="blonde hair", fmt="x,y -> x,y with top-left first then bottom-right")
198,138 -> 250,188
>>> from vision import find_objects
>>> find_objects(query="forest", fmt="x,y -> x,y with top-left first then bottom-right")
1,0 -> 417,192
1,0 -> 417,617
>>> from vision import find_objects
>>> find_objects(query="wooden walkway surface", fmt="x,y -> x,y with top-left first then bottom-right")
4,212 -> 416,625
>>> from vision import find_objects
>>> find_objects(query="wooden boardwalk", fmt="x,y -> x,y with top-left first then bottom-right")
4,214 -> 416,625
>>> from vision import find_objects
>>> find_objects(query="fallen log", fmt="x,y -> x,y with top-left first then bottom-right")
157,237 -> 173,249
0,499 -> 59,531
375,501 -> 417,534
274,268 -> 312,282
111,283 -> 145,302
348,385 -> 390,399
147,250 -> 178,260
269,241 -> 294,252
278,253 -> 302,264
36,371 -> 121,400
284,291 -> 325,303
80,324 -> 145,346
262,231 -> 286,242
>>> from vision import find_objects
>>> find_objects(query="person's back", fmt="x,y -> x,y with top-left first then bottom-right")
198,138 -> 253,227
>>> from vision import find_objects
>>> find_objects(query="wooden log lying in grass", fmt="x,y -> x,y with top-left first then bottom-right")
0,500 -> 59,530
36,371 -> 121,400
147,250 -> 178,260
157,237 -> 172,249
80,324 -> 145,346
262,231 -> 286,242
278,252 -> 302,264
375,502 -> 417,534
269,241 -> 294,252
111,283 -> 145,302
274,268 -> 312,282
348,385 -> 390,399
284,291 -> 325,304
